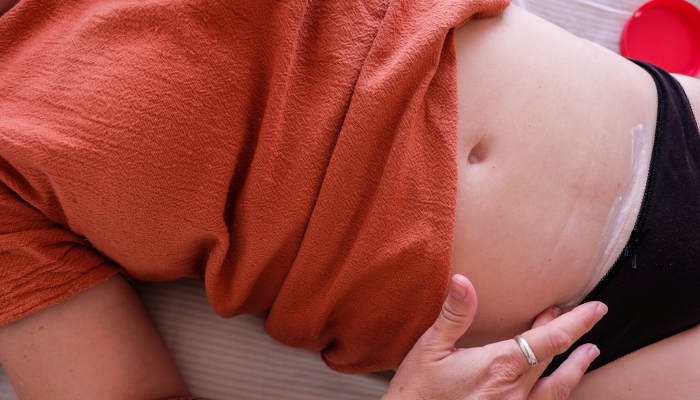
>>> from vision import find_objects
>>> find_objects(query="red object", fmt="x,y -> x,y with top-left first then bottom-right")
621,0 -> 700,76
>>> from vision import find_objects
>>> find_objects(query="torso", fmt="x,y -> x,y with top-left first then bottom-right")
451,4 -> 658,348
452,5 -> 700,398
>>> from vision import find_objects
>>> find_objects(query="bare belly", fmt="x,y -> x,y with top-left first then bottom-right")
451,4 -> 658,348
451,4 -> 700,398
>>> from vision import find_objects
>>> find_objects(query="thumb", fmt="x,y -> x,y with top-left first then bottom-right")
421,274 -> 478,352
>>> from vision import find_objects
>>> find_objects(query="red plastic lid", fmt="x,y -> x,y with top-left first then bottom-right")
621,0 -> 700,76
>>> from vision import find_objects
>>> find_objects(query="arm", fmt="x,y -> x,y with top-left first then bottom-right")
0,274 -> 190,399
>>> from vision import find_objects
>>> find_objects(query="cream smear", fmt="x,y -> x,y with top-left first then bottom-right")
562,123 -> 655,309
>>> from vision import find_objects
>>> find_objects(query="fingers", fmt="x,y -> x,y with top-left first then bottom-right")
531,307 -> 563,329
420,274 -> 478,353
520,302 -> 606,364
528,343 -> 600,400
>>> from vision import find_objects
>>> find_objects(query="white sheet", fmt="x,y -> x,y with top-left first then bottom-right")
2,1 -> 698,398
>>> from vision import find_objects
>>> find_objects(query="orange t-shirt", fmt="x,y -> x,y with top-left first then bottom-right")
0,0 -> 509,373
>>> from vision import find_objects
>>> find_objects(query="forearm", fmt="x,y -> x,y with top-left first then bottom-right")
0,275 -> 190,400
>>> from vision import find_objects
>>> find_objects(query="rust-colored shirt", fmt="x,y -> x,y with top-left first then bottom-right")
0,0 -> 508,372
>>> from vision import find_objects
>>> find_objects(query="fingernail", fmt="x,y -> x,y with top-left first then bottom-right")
552,307 -> 562,318
451,275 -> 468,299
587,345 -> 600,361
595,303 -> 608,321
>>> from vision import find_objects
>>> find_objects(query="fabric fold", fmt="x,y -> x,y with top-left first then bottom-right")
0,0 -> 509,373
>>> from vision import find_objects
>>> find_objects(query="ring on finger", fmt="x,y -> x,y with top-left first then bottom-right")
514,335 -> 538,366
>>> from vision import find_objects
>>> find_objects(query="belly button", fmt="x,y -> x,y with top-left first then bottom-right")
467,141 -> 487,165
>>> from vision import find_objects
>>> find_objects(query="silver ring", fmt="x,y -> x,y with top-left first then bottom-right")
514,335 -> 538,366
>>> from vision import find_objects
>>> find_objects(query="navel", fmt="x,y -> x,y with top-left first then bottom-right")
467,139 -> 488,165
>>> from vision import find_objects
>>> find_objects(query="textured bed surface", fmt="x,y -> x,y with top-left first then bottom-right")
2,0 -> 698,398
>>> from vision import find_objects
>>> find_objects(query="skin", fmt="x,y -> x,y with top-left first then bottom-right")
452,4 -> 700,399
384,275 -> 608,400
570,74 -> 700,400
1,1 -> 700,398
0,275 -> 191,399
452,4 -> 658,348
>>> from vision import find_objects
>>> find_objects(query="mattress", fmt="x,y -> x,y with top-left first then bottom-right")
1,0 -> 698,398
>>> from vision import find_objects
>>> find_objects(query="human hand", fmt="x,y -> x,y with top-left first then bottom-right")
383,274 -> 606,400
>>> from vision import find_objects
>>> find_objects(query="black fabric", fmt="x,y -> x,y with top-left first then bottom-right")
543,60 -> 700,376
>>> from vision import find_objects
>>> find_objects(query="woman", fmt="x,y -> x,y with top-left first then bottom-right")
0,0 -> 699,398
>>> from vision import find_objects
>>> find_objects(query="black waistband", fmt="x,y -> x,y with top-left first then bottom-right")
543,60 -> 700,376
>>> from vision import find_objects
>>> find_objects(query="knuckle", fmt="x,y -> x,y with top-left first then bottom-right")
545,326 -> 574,355
551,380 -> 571,400
489,348 -> 527,382
440,299 -> 465,325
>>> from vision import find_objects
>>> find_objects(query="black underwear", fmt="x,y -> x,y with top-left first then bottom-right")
543,60 -> 700,376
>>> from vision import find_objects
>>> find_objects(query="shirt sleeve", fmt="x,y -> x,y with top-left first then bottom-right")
0,178 -> 121,326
